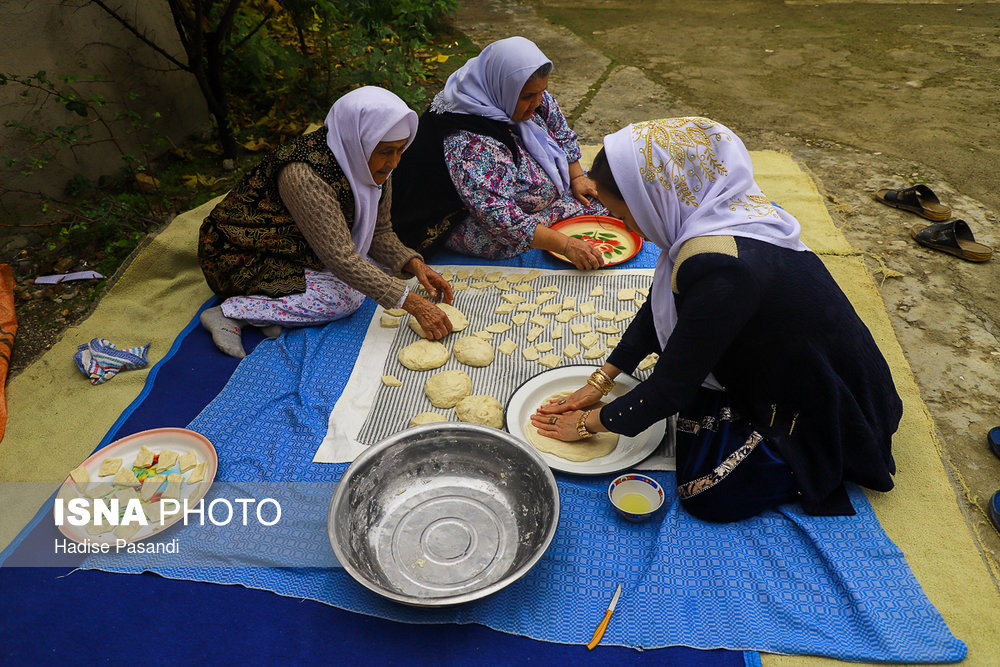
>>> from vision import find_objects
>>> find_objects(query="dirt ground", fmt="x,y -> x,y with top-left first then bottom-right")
455,0 -> 1000,582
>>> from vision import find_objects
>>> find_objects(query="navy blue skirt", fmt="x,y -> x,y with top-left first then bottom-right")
675,388 -> 799,523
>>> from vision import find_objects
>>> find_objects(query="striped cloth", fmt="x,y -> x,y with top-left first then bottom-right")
357,268 -> 654,445
73,337 -> 150,385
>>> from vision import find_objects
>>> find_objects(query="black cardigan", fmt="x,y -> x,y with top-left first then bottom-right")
603,237 -> 902,515
390,109 -> 518,257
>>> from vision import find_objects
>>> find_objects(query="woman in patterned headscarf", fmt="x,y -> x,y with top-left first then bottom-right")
198,87 -> 454,358
390,36 -> 607,270
534,118 -> 902,522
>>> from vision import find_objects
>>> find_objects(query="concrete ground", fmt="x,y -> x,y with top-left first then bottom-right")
454,0 -> 1000,648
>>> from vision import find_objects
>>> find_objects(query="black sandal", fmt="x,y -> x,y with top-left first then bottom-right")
910,220 -> 992,262
875,184 -> 951,221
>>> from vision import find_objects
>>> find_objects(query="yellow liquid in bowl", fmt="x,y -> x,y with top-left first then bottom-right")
617,492 -> 652,514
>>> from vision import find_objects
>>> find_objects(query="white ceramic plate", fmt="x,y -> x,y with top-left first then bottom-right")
504,365 -> 666,475
55,428 -> 218,544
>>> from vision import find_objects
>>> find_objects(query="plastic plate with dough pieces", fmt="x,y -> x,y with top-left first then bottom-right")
504,365 -> 666,475
547,215 -> 643,266
55,428 -> 219,544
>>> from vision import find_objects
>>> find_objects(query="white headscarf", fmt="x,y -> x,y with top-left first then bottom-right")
430,36 -> 570,193
604,117 -> 808,354
324,87 -> 417,258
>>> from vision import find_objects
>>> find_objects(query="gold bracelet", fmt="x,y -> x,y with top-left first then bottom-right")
587,376 -> 615,396
586,377 -> 609,395
577,409 -> 593,439
587,369 -> 615,396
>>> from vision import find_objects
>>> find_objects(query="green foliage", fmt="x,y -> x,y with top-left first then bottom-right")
0,71 -> 161,183
225,0 -> 460,123
0,70 -> 171,292
1,0 -> 466,314
340,0 -> 458,41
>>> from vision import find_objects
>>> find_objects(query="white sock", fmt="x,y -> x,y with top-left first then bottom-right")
200,306 -> 246,359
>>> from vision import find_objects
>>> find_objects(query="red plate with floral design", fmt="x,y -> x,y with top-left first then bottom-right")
547,215 -> 643,266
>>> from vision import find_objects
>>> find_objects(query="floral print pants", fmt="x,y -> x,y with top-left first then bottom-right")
221,269 -> 365,327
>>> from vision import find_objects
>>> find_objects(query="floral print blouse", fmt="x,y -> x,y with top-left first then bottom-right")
442,91 -> 606,258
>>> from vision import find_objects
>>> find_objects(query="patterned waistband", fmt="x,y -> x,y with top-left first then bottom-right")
677,430 -> 764,500
677,406 -> 734,435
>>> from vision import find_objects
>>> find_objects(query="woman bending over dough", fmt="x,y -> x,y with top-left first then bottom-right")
534,118 -> 902,523
198,87 -> 454,358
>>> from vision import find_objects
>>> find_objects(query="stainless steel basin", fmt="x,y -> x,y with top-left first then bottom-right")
328,423 -> 560,606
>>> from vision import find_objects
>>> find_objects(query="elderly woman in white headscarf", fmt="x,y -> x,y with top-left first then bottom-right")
198,86 -> 453,358
390,36 -> 607,270
534,117 -> 902,523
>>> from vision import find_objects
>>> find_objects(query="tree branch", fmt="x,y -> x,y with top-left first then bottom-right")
86,0 -> 190,71
192,0 -> 207,62
232,8 -> 275,51
84,40 -> 186,73
211,0 -> 245,51
165,0 -> 194,58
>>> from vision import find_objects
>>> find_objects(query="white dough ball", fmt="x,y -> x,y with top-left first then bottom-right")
452,336 -> 495,367
424,369 -> 472,408
408,412 -> 448,428
408,303 -> 469,338
455,395 -> 504,429
398,339 -> 449,371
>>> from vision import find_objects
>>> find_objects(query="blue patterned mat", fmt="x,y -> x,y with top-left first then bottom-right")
72,246 -> 962,662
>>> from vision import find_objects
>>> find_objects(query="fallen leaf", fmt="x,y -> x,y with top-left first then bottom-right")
170,147 -> 195,161
134,173 -> 160,193
240,136 -> 271,151
181,173 -> 225,188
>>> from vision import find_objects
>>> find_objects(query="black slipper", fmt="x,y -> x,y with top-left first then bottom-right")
875,184 -> 951,221
910,220 -> 992,262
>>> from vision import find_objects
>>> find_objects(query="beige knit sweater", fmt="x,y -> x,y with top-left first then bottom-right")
277,162 -> 421,309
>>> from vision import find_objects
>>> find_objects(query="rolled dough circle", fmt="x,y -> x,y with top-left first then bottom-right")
408,303 -> 469,338
398,339 -> 450,371
408,412 -> 448,428
452,336 -> 495,367
424,369 -> 472,409
455,395 -> 504,429
524,391 -> 619,462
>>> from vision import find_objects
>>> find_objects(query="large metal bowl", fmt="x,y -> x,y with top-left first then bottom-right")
328,423 -> 560,606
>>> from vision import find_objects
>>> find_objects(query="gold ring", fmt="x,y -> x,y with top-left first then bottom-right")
548,415 -> 558,425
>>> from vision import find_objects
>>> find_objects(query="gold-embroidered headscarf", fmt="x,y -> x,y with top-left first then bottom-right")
604,117 -> 808,353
